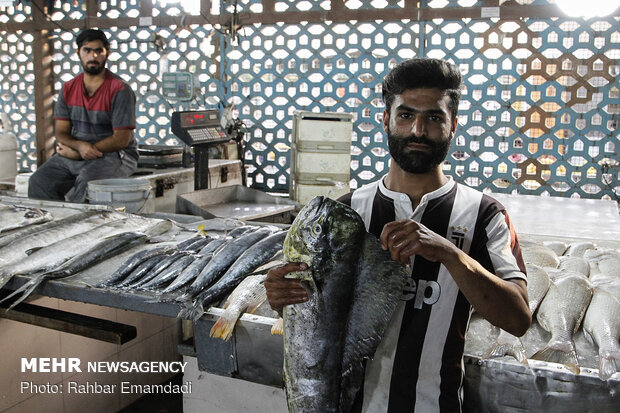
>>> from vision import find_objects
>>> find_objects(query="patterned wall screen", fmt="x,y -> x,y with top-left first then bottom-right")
0,0 -> 618,200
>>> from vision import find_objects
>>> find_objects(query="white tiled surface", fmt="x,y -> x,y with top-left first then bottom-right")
491,193 -> 620,242
0,298 -> 181,413
182,356 -> 287,413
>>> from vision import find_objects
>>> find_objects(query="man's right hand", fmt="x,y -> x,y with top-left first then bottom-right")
56,142 -> 82,160
264,262 -> 309,315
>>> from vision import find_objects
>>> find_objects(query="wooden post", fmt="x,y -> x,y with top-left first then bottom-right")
32,0 -> 55,165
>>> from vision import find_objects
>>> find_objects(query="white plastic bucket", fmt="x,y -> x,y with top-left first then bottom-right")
87,178 -> 152,214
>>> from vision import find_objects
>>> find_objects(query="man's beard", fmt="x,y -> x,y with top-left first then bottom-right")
82,59 -> 106,75
387,127 -> 451,174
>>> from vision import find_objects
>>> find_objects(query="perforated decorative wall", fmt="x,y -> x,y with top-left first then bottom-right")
0,1 -> 617,200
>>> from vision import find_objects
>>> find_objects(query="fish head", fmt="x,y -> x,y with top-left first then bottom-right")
284,196 -> 365,273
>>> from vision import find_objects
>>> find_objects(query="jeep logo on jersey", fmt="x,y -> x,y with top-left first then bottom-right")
449,225 -> 467,249
401,278 -> 441,309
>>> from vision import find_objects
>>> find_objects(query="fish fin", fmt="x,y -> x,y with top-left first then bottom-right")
24,246 -> 44,255
246,300 -> 266,314
209,312 -> 239,341
531,340 -> 580,374
270,317 -> 284,335
482,340 -> 529,366
599,350 -> 620,380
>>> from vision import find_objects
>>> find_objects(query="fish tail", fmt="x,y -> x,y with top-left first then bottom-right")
271,317 -> 284,335
1,277 -> 42,309
599,350 -> 620,380
191,301 -> 205,322
482,342 -> 529,366
176,298 -> 194,319
531,340 -> 580,374
209,312 -> 239,341
0,273 -> 12,290
175,299 -> 204,321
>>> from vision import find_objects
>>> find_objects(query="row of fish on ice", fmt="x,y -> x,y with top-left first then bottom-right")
0,204 -> 175,306
474,237 -> 620,381
97,223 -> 287,340
0,204 -> 285,341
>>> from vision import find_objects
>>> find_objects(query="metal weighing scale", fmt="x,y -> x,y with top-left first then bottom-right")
171,109 -> 232,190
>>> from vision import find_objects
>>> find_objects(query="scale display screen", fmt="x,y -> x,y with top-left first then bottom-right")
171,109 -> 230,147
161,72 -> 193,101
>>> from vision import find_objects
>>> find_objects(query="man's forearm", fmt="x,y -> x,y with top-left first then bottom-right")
93,130 -> 132,153
443,249 -> 531,336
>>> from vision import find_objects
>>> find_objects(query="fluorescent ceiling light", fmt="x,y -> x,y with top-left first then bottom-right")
556,0 -> 619,18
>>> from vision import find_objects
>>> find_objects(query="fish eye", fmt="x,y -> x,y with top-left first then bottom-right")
312,223 -> 322,235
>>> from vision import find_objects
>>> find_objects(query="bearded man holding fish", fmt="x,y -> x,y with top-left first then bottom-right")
266,58 -> 531,413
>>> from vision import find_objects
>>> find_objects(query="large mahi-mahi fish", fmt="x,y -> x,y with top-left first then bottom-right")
282,196 -> 408,413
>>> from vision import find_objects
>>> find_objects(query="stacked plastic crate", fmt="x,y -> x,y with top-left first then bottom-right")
289,111 -> 353,204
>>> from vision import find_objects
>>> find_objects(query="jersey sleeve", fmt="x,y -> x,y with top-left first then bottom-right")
53,85 -> 70,121
110,84 -> 136,130
484,210 -> 527,282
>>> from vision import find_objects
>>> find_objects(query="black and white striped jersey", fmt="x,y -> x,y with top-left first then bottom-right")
338,176 -> 526,413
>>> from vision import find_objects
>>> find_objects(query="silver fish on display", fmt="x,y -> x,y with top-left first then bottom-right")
558,256 -> 590,278
583,279 -> 620,380
97,244 -> 179,287
181,230 -> 287,320
0,205 -> 53,233
542,240 -> 568,256
185,226 -> 275,298
138,254 -> 198,290
0,217 -> 172,289
1,232 -> 148,308
0,211 -> 125,267
210,273 -> 268,341
115,255 -> 166,288
531,273 -> 593,374
282,196 -> 407,413
525,264 -> 551,314
585,249 -> 620,278
564,242 -> 597,258
0,211 -> 94,248
521,245 -> 560,268
129,251 -> 191,288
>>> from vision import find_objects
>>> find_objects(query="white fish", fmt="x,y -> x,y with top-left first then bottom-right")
585,249 -> 620,278
525,264 -> 551,314
543,240 -> 568,256
583,280 -> 620,380
558,256 -> 590,278
564,242 -> 597,258
0,205 -> 53,233
0,211 -> 126,267
209,273 -> 268,341
521,245 -> 560,268
531,273 -> 593,374
0,217 -> 172,288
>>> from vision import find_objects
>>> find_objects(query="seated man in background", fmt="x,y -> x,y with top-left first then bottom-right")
28,28 -> 138,203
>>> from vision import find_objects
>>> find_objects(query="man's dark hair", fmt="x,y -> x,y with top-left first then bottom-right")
382,58 -> 462,122
76,29 -> 110,50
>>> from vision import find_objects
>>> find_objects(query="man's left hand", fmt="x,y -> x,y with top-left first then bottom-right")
380,219 -> 458,265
